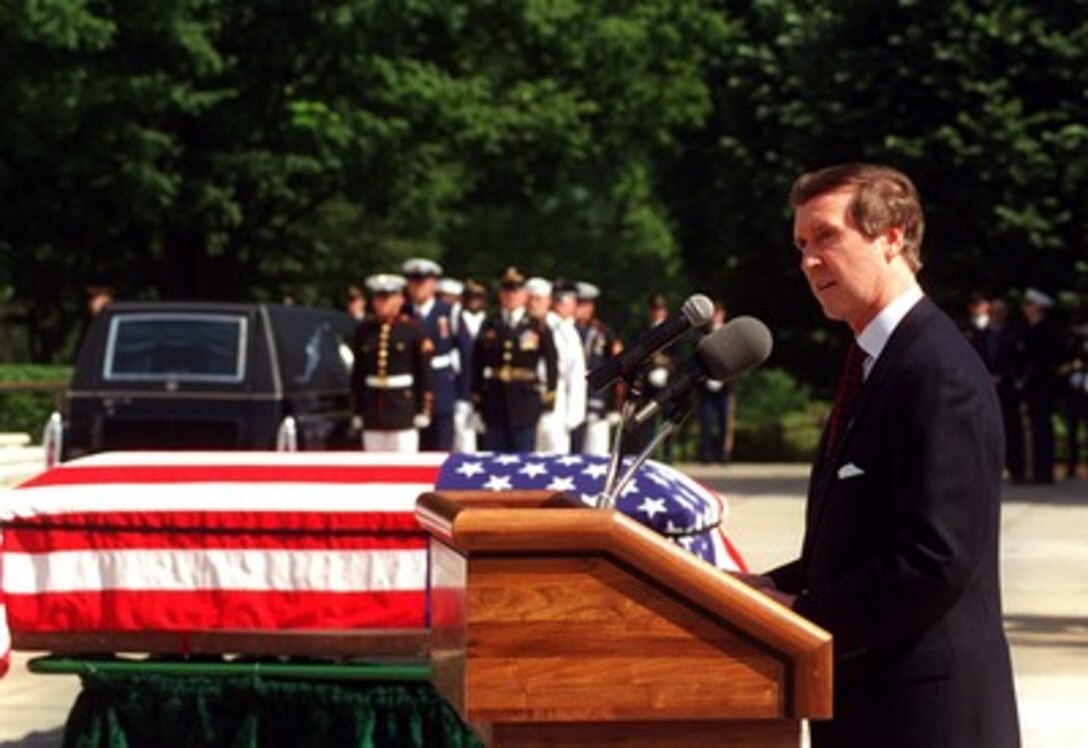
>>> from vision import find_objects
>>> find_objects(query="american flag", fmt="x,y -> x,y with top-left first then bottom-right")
436,453 -> 744,571
0,451 -> 445,678
1,451 -> 743,677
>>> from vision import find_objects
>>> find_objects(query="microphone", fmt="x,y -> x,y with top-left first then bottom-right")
632,316 -> 773,426
587,294 -> 714,391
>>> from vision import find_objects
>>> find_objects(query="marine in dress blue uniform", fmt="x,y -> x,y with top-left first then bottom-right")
350,274 -> 434,452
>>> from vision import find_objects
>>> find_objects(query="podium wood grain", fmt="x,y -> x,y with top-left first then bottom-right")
418,490 -> 831,746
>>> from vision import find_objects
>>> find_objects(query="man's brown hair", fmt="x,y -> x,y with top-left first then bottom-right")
789,163 -> 925,272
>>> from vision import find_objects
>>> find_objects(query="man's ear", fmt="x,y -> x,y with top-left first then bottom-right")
882,226 -> 905,261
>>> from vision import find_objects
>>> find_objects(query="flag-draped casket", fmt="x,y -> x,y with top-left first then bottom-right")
0,451 -> 743,676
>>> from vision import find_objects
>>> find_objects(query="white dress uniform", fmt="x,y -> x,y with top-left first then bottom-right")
536,311 -> 587,453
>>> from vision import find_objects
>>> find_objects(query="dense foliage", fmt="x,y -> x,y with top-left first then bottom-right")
0,365 -> 71,437
2,0 -> 1085,403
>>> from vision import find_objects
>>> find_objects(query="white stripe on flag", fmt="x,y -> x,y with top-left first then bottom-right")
3,547 -> 426,594
2,482 -> 433,518
60,451 -> 449,468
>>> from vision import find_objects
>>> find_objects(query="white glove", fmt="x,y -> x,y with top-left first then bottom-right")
351,415 -> 364,431
705,379 -> 724,393
413,413 -> 432,430
605,411 -> 622,426
469,410 -> 487,434
453,399 -> 473,431
647,366 -> 669,389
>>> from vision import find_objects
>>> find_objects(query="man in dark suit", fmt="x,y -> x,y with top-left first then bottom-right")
739,163 -> 1020,747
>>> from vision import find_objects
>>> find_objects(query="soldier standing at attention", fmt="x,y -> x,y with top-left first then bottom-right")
472,267 -> 559,452
402,258 -> 457,451
452,279 -> 489,452
526,277 -> 587,453
345,284 -> 367,321
350,274 -> 434,452
572,281 -> 624,455
623,293 -> 678,462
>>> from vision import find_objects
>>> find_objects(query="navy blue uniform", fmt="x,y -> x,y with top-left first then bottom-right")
406,299 -> 457,450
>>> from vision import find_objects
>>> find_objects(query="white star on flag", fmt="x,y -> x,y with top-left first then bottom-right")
434,452 -> 740,571
482,474 -> 512,491
581,463 -> 608,479
456,461 -> 484,478
519,462 -> 548,478
547,476 -> 576,492
637,497 -> 668,520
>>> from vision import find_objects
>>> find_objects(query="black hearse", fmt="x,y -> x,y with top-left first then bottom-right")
44,302 -> 358,464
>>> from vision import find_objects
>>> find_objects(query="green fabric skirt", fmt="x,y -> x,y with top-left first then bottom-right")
64,673 -> 483,748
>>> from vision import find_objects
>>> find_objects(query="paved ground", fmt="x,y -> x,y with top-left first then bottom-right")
1,462 -> 1086,746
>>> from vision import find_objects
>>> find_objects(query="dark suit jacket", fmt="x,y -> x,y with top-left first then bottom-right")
770,297 -> 1020,748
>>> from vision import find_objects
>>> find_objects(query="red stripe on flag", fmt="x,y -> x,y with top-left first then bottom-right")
3,526 -> 428,553
18,464 -> 442,488
5,510 -> 423,533
6,589 -> 427,631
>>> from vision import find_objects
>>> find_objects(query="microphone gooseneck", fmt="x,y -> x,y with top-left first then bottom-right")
586,293 -> 714,392
632,316 -> 773,426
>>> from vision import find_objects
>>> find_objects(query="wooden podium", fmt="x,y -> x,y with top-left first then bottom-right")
416,490 -> 832,747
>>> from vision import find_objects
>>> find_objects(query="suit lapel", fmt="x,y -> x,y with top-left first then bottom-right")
801,297 -> 939,568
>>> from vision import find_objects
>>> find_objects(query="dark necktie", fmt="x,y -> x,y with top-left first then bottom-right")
826,342 -> 865,456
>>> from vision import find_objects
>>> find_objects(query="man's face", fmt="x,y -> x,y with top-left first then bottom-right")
554,295 -> 577,320
794,188 -> 899,331
372,292 -> 404,318
407,275 -> 436,305
528,293 -> 551,319
499,286 -> 526,311
576,300 -> 594,323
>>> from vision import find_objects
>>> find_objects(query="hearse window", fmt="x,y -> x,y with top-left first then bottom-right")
267,307 -> 352,392
104,314 -> 247,382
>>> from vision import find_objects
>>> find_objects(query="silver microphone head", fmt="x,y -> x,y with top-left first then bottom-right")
697,316 -> 774,380
681,294 -> 715,328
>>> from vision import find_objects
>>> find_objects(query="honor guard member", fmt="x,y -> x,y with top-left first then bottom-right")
573,281 -> 624,454
437,277 -> 464,310
350,274 -> 434,452
623,293 -> 679,462
527,277 -> 587,453
345,284 -> 367,321
472,267 -> 559,452
403,258 -> 457,451
453,279 -> 489,452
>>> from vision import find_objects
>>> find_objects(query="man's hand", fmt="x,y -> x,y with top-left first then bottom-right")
730,572 -> 776,591
729,573 -> 797,608
760,589 -> 797,608
413,413 -> 432,430
350,415 -> 363,432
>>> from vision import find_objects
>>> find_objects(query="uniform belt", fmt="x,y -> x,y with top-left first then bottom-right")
482,365 -> 539,383
430,354 -> 452,369
366,373 -> 414,388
